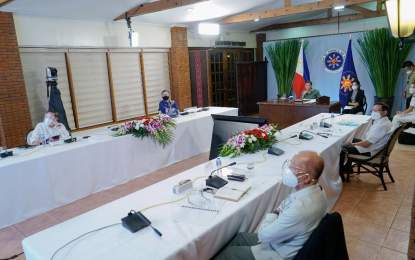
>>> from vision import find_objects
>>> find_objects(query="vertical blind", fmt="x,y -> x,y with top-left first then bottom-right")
20,50 -> 76,130
69,51 -> 113,128
110,51 -> 146,120
143,52 -> 171,114
20,48 -> 171,130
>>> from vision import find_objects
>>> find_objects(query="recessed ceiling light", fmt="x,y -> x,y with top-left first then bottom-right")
186,8 -> 193,12
254,18 -> 260,22
334,6 -> 345,10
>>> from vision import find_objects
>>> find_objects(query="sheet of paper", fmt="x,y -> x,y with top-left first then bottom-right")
343,106 -> 353,110
404,128 -> 415,135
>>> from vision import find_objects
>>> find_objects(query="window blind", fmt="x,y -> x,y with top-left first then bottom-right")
69,51 -> 113,128
110,52 -> 146,120
143,52 -> 171,114
20,50 -> 76,130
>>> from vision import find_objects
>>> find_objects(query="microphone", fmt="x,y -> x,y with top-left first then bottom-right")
302,130 -> 328,138
272,135 -> 297,144
133,210 -> 162,237
268,135 -> 297,156
206,162 -> 236,189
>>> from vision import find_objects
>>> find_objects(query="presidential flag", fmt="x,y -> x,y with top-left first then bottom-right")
339,38 -> 358,109
292,42 -> 310,99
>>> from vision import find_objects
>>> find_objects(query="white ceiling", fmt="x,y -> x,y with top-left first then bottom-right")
0,0 -> 378,33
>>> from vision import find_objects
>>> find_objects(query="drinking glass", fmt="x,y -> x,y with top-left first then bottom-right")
247,160 -> 255,177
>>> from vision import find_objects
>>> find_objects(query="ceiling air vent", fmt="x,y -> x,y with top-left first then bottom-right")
210,41 -> 247,48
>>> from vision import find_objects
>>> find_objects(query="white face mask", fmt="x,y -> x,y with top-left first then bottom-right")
407,70 -> 412,75
281,160 -> 308,188
371,111 -> 381,120
352,85 -> 358,90
44,117 -> 53,126
410,84 -> 414,94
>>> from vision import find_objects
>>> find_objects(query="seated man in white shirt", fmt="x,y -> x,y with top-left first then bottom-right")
215,151 -> 327,260
339,102 -> 392,177
30,110 -> 70,146
392,90 -> 415,129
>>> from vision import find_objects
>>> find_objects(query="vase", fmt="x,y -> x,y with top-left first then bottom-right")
374,96 -> 394,117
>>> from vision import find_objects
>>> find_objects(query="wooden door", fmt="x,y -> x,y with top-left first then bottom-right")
209,49 -> 239,107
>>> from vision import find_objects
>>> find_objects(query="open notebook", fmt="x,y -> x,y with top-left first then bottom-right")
214,182 -> 251,202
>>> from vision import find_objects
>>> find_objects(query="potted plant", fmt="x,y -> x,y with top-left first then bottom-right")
265,40 -> 308,97
357,28 -> 414,111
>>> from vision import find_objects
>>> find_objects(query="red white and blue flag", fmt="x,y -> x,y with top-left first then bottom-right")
292,42 -> 310,99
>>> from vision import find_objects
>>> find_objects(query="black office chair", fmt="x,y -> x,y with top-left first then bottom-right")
293,212 -> 349,260
356,96 -> 367,115
209,115 -> 268,160
25,128 -> 34,145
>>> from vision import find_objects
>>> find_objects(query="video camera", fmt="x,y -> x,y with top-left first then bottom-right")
46,67 -> 58,97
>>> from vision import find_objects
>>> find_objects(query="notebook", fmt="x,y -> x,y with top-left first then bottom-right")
214,182 -> 251,202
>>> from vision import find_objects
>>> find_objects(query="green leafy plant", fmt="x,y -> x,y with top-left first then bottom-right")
357,28 -> 414,98
265,40 -> 309,96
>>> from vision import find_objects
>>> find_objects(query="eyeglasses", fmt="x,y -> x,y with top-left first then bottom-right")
371,109 -> 384,112
283,159 -> 307,175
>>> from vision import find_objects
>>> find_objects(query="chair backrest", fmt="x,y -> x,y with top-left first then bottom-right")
293,212 -> 348,260
25,129 -> 34,145
370,124 -> 404,161
363,96 -> 367,114
209,115 -> 268,160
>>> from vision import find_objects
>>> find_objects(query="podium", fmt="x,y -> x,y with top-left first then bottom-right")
257,99 -> 342,129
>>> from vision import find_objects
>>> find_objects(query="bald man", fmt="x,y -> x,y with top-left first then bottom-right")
215,151 -> 328,260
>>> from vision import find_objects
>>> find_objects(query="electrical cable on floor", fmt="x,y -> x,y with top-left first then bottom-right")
0,252 -> 24,260
49,223 -> 121,260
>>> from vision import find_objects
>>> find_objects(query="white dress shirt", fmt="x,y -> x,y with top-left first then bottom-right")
251,184 -> 327,260
30,122 -> 70,145
355,116 -> 392,156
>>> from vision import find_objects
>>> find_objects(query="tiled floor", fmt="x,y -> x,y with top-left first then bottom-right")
1,146 -> 414,260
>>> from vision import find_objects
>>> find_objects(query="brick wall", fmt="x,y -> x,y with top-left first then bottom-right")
256,34 -> 266,62
170,27 -> 192,110
0,12 -> 32,149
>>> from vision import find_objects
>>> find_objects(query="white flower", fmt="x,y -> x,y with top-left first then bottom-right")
251,135 -> 257,142
261,133 -> 265,137
140,124 -> 144,127
248,138 -> 252,143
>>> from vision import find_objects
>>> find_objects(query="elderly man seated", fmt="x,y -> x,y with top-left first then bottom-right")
215,151 -> 327,260
30,109 -> 70,146
339,102 -> 392,177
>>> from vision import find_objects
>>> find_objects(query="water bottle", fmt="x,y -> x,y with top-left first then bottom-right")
330,112 -> 335,128
319,115 -> 325,128
216,157 -> 222,168
41,134 -> 45,146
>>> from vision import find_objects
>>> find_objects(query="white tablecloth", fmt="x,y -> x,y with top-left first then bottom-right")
0,107 -> 238,229
22,113 -> 372,260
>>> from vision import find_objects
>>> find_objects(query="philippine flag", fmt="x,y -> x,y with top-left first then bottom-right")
292,42 -> 310,99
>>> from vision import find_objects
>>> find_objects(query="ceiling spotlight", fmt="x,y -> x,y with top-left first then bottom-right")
254,18 -> 260,22
186,8 -> 193,12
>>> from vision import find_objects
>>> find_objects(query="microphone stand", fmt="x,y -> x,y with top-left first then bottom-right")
206,162 -> 236,189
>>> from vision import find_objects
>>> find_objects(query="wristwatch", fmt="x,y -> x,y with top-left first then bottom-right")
272,210 -> 280,216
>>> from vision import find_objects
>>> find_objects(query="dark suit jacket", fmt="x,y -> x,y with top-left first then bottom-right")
347,89 -> 365,114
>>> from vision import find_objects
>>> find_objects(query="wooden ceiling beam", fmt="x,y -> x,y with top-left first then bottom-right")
284,0 -> 291,7
219,0 -> 376,24
0,0 -> 16,8
250,9 -> 385,32
114,0 -> 208,21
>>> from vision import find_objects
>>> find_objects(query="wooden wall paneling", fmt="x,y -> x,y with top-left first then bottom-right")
140,50 -> 149,116
106,50 -> 118,122
206,50 -> 212,106
65,52 -> 79,129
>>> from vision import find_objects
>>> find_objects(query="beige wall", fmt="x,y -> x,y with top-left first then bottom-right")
13,14 -> 172,48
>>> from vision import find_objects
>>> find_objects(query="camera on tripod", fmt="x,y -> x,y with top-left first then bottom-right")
46,67 -> 58,97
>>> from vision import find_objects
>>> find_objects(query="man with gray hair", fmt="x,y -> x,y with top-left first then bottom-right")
215,151 -> 327,260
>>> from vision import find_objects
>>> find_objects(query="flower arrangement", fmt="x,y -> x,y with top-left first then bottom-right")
219,124 -> 280,158
114,115 -> 176,147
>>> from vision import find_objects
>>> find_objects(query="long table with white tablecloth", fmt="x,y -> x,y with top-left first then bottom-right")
0,107 -> 238,229
22,113 -> 372,260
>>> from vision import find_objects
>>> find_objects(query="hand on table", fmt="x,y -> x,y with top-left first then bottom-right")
396,111 -> 402,115
32,141 -> 40,146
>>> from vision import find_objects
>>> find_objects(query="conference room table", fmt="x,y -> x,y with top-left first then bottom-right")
22,113 -> 372,260
258,99 -> 343,129
0,107 -> 238,229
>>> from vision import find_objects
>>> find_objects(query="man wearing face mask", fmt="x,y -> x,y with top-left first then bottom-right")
215,151 -> 327,260
339,103 -> 392,178
159,90 -> 179,117
30,110 -> 70,146
402,61 -> 415,109
392,89 -> 415,129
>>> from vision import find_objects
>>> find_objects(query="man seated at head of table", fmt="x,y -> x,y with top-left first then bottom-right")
392,90 -> 415,129
300,81 -> 321,100
339,102 -> 392,174
215,151 -> 327,260
30,109 -> 70,146
159,90 -> 179,117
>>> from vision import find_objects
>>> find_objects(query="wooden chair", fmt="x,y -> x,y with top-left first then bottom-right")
345,124 -> 404,190
25,129 -> 34,145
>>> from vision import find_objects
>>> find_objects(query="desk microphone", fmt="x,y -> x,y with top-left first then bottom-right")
321,114 -> 344,120
268,135 -> 297,156
302,130 -> 328,138
206,162 -> 236,189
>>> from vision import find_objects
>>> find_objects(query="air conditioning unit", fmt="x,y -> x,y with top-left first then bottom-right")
210,40 -> 247,48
